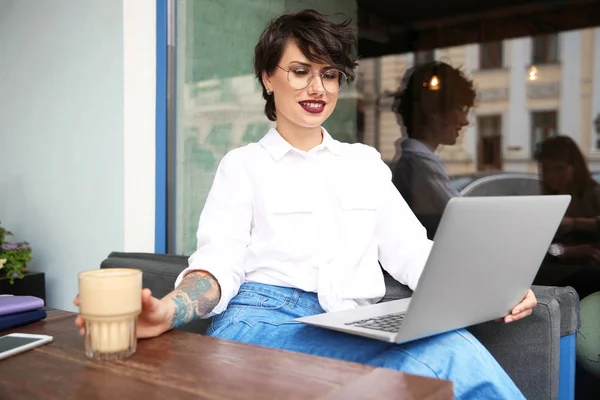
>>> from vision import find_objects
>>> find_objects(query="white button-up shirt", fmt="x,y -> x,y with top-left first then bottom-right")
175,128 -> 433,317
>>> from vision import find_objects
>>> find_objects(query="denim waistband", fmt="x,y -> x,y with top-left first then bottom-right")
239,281 -> 324,312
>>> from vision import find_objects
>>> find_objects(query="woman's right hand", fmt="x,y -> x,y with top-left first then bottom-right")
74,288 -> 173,339
563,244 -> 600,265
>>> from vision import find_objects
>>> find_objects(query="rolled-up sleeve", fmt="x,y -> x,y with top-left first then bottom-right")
174,149 -> 252,317
375,157 -> 433,290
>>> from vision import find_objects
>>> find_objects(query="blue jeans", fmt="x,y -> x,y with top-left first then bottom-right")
208,282 -> 525,400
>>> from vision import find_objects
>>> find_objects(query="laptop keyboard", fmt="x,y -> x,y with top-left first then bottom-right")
344,313 -> 405,333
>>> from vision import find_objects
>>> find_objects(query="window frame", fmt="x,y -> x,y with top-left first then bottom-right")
479,41 -> 503,69
476,115 -> 503,170
532,34 -> 559,65
530,110 -> 559,158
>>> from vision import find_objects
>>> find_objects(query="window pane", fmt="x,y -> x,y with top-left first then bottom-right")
531,111 -> 558,157
478,115 -> 501,137
480,42 -> 503,69
415,50 -> 435,65
532,34 -> 559,64
547,34 -> 559,63
532,36 -> 546,64
174,1 -> 358,255
170,3 -> 600,318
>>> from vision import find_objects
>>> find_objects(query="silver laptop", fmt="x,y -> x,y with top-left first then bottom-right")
296,195 -> 570,344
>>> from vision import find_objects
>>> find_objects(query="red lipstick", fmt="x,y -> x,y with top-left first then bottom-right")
299,100 -> 326,114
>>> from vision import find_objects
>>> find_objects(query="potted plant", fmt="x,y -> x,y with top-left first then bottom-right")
0,223 -> 10,244
0,222 -> 33,284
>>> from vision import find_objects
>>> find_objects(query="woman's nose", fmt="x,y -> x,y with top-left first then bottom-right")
308,74 -> 325,95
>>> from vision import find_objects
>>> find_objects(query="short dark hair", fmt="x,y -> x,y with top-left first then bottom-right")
254,9 -> 358,121
393,61 -> 476,138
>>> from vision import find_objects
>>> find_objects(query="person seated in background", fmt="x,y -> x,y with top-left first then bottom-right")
535,135 -> 600,299
390,61 -> 476,239
534,134 -> 600,400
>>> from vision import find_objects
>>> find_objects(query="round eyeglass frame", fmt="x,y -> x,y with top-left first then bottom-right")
276,65 -> 348,93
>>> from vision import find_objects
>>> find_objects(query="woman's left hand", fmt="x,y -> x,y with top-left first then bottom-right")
504,289 -> 537,323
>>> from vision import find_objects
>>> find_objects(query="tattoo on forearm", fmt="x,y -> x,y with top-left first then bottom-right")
170,293 -> 194,328
169,272 -> 220,329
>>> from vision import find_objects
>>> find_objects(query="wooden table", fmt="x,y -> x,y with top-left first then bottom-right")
0,310 -> 453,399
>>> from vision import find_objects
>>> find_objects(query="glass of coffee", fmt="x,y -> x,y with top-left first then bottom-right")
78,268 -> 142,361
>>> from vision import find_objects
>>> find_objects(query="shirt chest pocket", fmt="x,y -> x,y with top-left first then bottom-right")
337,194 -> 378,233
262,195 -> 316,243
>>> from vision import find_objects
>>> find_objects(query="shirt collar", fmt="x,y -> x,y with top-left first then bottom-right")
259,127 -> 342,161
402,138 -> 437,156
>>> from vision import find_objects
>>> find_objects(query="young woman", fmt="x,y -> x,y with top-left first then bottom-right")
76,10 -> 536,399
538,135 -> 600,244
390,61 -> 475,239
535,135 -> 600,298
535,135 -> 600,399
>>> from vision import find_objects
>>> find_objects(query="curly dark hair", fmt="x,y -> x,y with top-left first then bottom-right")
254,9 -> 358,121
392,61 -> 476,138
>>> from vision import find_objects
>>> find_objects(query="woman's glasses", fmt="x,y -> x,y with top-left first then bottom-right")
277,65 -> 347,93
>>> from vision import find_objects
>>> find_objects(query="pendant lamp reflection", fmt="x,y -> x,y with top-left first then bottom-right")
528,65 -> 538,81
422,62 -> 441,91
428,74 -> 441,90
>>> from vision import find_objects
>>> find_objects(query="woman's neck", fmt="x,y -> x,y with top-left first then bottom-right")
415,137 -> 440,151
276,121 -> 323,152
412,126 -> 440,151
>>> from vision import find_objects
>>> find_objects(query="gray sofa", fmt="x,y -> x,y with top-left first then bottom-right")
101,252 -> 580,400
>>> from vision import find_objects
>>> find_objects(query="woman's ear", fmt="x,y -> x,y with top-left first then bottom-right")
262,71 -> 273,94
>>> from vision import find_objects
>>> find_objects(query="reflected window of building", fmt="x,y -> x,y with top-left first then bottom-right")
477,115 -> 503,170
205,123 -> 233,153
532,34 -> 559,64
414,50 -> 434,66
479,42 -> 503,69
242,123 -> 270,144
531,111 -> 558,157
595,113 -> 600,150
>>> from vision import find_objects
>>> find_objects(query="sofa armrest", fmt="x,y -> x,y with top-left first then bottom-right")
100,252 -> 212,334
467,286 -> 561,400
106,251 -> 188,269
471,286 -> 578,400
101,252 -> 187,298
382,271 -> 580,400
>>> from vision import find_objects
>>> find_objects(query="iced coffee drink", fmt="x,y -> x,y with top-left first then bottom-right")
78,268 -> 142,361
